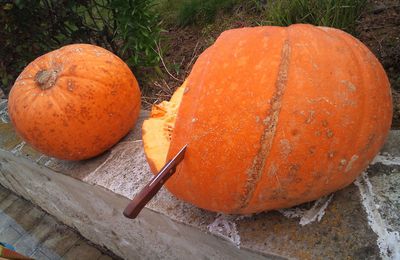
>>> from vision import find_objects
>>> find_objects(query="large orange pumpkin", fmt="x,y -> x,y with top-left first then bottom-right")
8,44 -> 141,160
142,24 -> 392,214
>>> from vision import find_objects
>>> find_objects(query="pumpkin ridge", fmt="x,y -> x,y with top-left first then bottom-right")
164,50 -> 215,203
322,28 -> 370,156
236,37 -> 292,212
330,29 -> 368,162
328,27 -> 383,166
166,48 -> 215,160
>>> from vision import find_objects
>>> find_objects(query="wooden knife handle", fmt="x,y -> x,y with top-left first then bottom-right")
123,144 -> 187,219
123,167 -> 176,219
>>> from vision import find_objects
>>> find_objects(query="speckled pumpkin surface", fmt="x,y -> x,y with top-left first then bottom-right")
142,24 -> 392,214
8,44 -> 141,160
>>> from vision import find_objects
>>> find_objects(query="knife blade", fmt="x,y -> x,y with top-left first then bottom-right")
123,144 -> 188,219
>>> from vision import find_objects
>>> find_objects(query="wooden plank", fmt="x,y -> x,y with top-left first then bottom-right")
0,225 -> 23,244
13,235 -> 41,258
13,215 -> 57,257
13,206 -> 46,233
0,197 -> 33,232
39,224 -> 81,257
33,246 -> 62,260
0,193 -> 18,210
0,211 -> 12,230
0,185 -> 10,202
2,197 -> 34,217
10,207 -> 46,256
98,254 -> 114,260
30,249 -> 53,260
62,240 -> 102,260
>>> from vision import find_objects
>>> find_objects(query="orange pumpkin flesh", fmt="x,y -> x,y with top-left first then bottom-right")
143,24 -> 392,214
143,83 -> 185,172
8,44 -> 141,160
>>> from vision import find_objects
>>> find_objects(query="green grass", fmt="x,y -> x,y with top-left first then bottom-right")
156,0 -> 367,33
261,0 -> 368,33
156,0 -> 242,26
178,0 -> 240,26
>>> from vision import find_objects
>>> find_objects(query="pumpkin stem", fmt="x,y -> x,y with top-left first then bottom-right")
35,69 -> 59,90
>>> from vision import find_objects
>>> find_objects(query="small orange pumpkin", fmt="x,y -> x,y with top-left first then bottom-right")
8,44 -> 141,160
142,24 -> 392,214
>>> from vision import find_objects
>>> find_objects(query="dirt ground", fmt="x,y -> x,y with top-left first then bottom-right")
142,0 -> 400,128
357,0 -> 400,128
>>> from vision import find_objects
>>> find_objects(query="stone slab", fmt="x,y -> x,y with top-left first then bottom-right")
0,187 -> 117,259
0,98 -> 399,259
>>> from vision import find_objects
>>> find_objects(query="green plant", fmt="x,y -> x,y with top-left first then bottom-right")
0,0 -> 161,94
110,0 -> 161,66
261,0 -> 367,33
1,1 -> 88,94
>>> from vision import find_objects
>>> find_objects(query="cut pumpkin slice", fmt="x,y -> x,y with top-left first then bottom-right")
142,81 -> 186,172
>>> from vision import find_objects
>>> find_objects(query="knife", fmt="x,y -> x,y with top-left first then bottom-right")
123,144 -> 188,219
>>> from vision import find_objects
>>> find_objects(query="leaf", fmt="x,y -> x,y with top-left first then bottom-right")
3,3 -> 13,10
